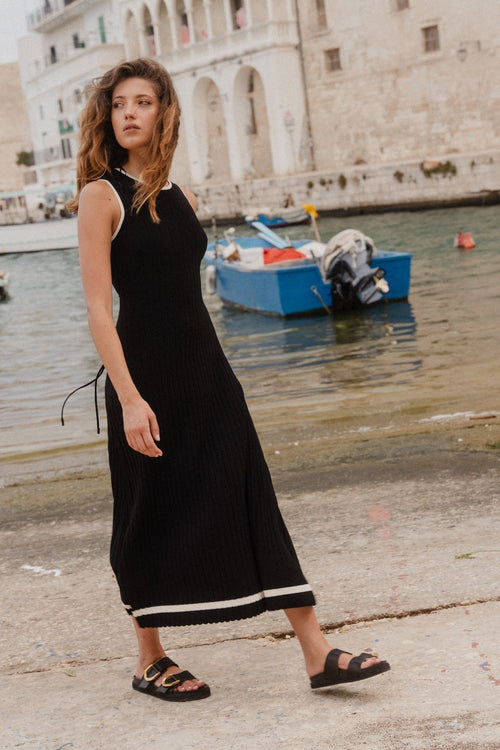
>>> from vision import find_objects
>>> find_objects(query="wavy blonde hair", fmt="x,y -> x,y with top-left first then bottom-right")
68,58 -> 180,223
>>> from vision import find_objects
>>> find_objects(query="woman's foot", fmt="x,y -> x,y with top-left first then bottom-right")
309,648 -> 391,689
305,645 -> 382,678
135,653 -> 207,693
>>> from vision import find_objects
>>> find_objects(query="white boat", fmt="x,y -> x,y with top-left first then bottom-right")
0,218 -> 78,255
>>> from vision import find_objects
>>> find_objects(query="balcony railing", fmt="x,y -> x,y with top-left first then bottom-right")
33,143 -> 72,165
27,0 -> 99,31
162,20 -> 298,75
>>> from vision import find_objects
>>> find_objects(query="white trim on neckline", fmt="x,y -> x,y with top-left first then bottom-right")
115,166 -> 172,190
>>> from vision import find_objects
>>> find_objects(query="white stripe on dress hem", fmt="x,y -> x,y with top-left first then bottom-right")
130,584 -> 313,618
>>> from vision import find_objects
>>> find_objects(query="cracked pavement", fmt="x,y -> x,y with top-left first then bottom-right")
1,436 -> 499,749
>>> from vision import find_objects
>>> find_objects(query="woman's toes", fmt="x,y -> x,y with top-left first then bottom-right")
361,656 -> 381,669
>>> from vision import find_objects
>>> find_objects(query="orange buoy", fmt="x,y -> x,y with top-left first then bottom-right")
454,232 -> 475,249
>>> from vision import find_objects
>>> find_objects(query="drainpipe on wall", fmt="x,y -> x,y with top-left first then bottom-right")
293,0 -> 316,171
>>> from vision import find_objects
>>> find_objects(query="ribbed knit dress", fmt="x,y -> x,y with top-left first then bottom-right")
101,167 -> 315,628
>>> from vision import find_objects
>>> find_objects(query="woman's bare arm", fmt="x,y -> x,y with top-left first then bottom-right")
78,181 -> 162,457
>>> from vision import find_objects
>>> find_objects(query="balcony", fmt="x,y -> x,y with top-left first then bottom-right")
161,19 -> 298,75
27,0 -> 102,32
23,41 -> 123,87
33,143 -> 67,165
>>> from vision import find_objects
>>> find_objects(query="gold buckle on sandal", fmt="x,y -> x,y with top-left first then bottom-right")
162,674 -> 181,689
144,663 -> 160,682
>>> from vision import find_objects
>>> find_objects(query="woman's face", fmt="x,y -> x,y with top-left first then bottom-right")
111,77 -> 161,153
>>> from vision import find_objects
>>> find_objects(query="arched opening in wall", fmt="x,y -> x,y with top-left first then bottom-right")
193,77 -> 231,183
125,11 -> 141,59
158,1 -> 172,53
233,67 -> 271,179
230,0 -> 246,30
176,0 -> 190,45
143,5 -> 156,56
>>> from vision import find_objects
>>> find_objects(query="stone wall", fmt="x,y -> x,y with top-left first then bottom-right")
300,0 -> 500,170
194,149 -> 500,222
0,63 -> 31,192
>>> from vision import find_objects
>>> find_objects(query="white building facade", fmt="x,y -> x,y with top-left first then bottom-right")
19,0 -> 500,215
20,0 -> 125,187
117,0 -> 311,190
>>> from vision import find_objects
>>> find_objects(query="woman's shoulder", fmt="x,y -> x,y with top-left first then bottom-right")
79,176 -> 122,217
178,185 -> 198,212
81,177 -> 114,197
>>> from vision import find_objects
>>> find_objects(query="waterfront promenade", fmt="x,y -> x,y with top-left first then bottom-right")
1,420 -> 499,749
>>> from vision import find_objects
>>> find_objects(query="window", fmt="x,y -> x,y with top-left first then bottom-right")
61,138 -> 72,159
58,98 -> 63,113
324,48 -> 342,72
179,11 -> 189,44
396,0 -> 409,9
98,16 -> 106,44
39,104 -> 44,120
422,25 -> 440,52
49,45 -> 57,64
247,72 -> 257,135
316,0 -> 327,30
230,0 -> 245,30
73,33 -> 85,49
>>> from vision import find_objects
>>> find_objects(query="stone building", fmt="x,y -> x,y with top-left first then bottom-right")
0,62 -> 31,192
18,0 -> 500,216
300,0 -> 500,169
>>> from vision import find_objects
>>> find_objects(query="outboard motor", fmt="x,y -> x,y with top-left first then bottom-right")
321,229 -> 388,311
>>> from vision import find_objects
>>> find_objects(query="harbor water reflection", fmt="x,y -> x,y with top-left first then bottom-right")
0,203 -> 498,463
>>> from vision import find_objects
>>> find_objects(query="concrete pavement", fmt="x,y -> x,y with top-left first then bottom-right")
1,441 -> 499,749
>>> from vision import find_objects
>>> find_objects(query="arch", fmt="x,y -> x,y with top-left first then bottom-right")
192,77 -> 231,183
125,10 -> 141,59
142,4 -> 157,56
176,0 -> 190,45
233,66 -> 271,179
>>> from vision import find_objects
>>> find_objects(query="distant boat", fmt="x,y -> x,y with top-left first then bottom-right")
244,206 -> 311,228
0,218 -> 78,254
0,269 -> 9,301
204,228 -> 412,317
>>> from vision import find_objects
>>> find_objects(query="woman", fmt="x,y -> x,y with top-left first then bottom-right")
67,58 -> 390,702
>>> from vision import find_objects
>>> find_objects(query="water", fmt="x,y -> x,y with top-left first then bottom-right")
1,205 -> 498,462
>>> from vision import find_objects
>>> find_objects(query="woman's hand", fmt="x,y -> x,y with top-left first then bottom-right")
122,397 -> 163,458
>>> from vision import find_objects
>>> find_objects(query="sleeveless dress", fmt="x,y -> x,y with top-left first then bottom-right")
100,168 -> 315,628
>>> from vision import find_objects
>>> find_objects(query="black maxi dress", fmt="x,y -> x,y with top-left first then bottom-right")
101,168 -> 315,628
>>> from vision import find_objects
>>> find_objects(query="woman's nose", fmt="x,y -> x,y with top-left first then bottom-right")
124,104 -> 137,118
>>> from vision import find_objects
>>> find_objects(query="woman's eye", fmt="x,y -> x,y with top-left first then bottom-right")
112,102 -> 123,108
138,100 -> 151,106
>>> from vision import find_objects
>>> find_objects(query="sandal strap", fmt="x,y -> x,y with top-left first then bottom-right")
346,652 -> 374,672
325,648 -> 350,675
143,656 -> 178,682
161,670 -> 196,689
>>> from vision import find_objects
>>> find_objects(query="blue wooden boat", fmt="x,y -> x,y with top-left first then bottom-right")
204,234 -> 411,317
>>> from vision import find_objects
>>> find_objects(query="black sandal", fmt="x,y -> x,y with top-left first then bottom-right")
310,648 -> 391,689
132,656 -> 211,702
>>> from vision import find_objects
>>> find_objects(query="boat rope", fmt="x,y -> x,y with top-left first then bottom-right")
60,364 -> 105,434
310,285 -> 332,315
